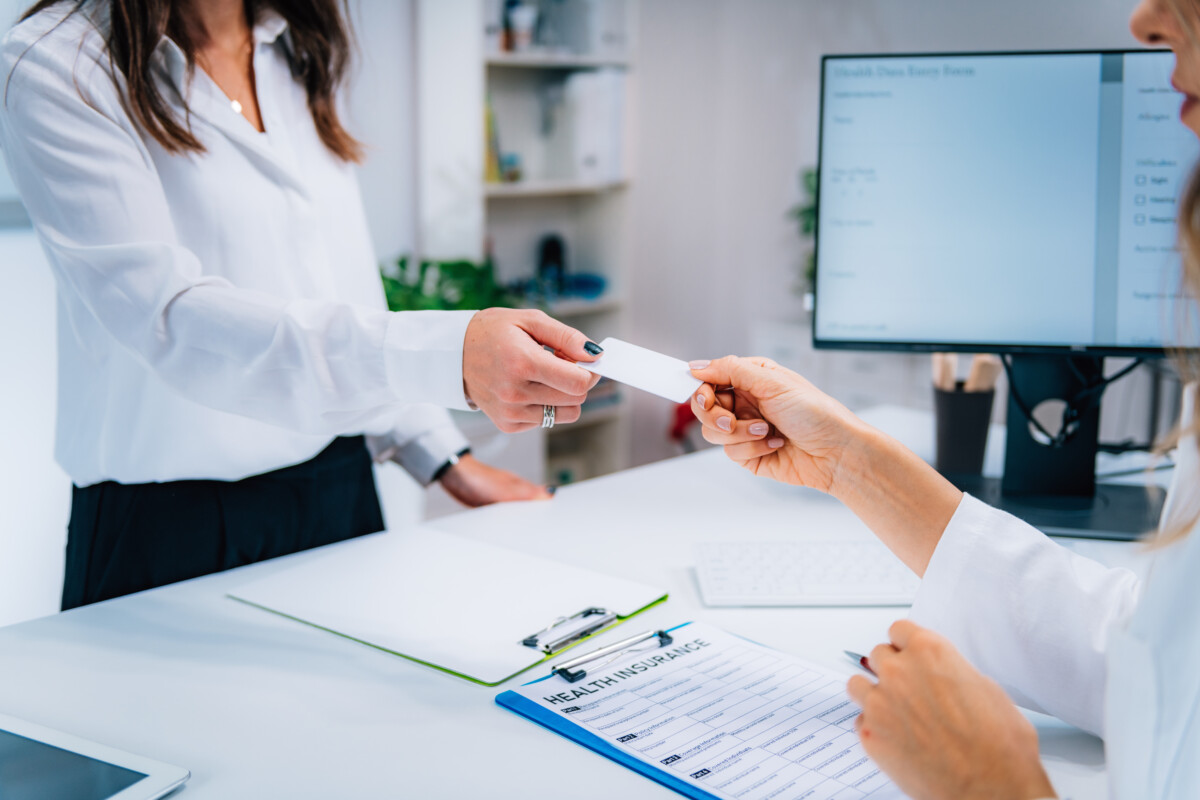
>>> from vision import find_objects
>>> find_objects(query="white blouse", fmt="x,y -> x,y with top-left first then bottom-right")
911,389 -> 1200,797
0,6 -> 472,487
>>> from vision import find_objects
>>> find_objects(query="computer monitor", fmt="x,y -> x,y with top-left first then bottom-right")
813,50 -> 1200,538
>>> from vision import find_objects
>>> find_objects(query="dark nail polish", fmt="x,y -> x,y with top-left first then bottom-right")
547,485 -> 558,496
584,341 -> 604,356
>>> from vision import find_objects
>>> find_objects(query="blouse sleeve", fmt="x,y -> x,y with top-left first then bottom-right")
364,405 -> 472,487
910,494 -> 1141,737
0,24 -> 472,437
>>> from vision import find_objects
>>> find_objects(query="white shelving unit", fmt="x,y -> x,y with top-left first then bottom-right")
485,53 -> 630,70
417,1 -> 636,491
483,178 -> 627,198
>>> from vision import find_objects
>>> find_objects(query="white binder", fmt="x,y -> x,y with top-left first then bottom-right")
229,526 -> 668,686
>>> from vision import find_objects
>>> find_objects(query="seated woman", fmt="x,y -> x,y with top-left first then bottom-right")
689,0 -> 1197,796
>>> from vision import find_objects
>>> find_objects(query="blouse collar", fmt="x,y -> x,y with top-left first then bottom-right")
153,8 -> 291,96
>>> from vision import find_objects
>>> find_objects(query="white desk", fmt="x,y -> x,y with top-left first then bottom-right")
0,408 -> 1142,799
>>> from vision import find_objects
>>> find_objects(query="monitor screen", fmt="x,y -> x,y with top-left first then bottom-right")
813,50 -> 1200,354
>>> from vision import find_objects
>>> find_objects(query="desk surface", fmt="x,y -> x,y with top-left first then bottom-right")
0,408 -> 1136,799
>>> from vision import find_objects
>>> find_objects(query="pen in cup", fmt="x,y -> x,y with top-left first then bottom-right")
964,354 -> 1001,393
931,352 -> 957,392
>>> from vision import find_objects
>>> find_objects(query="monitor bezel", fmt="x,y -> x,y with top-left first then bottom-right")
811,48 -> 1183,358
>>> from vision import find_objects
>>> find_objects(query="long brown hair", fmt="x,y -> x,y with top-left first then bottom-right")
18,0 -> 362,162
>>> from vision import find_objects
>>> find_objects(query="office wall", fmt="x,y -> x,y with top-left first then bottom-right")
348,0 -> 419,265
0,231 -> 68,628
345,0 -> 429,532
0,1 -> 67,627
627,0 -> 1146,466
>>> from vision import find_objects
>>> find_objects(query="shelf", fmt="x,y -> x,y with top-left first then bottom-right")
420,0 -> 634,485
485,179 -> 627,199
486,52 -> 630,70
533,296 -> 622,318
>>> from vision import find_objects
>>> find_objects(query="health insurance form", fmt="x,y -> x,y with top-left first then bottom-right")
501,622 -> 903,799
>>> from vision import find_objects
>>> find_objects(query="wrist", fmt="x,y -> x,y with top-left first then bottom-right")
432,447 -> 472,484
826,415 -> 884,503
824,417 -> 961,575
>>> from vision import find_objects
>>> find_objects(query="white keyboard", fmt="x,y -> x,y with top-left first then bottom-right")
694,540 -> 920,607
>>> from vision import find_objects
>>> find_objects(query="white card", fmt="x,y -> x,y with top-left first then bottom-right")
577,338 -> 703,403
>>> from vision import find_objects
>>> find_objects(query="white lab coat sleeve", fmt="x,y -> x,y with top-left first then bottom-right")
0,31 -> 473,437
363,405 -> 471,487
909,494 -> 1141,737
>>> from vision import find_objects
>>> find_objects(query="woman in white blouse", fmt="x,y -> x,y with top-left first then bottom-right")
0,0 -> 603,608
690,0 -> 1197,797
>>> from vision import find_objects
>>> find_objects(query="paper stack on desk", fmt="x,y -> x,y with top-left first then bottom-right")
229,526 -> 667,686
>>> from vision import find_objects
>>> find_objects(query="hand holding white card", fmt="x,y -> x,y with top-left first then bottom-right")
576,338 -> 702,403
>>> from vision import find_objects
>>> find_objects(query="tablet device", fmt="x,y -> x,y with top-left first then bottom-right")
0,712 -> 189,800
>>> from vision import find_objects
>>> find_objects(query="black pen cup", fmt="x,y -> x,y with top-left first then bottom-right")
934,382 -> 995,477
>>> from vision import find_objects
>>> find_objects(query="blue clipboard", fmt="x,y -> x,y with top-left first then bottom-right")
495,622 -> 722,800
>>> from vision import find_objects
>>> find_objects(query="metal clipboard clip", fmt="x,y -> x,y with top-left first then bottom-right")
550,629 -> 674,683
520,607 -> 617,655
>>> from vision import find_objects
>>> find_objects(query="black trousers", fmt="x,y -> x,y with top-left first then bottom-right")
63,436 -> 384,610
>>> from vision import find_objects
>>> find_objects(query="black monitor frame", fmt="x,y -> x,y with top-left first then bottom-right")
811,49 -> 1179,539
811,48 -> 1179,360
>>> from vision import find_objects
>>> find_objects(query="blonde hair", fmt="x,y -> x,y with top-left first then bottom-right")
1151,0 -> 1200,546
1153,169 -> 1200,546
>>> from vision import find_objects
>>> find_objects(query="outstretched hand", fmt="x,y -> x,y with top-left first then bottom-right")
688,356 -> 863,493
463,308 -> 602,433
690,355 -> 961,575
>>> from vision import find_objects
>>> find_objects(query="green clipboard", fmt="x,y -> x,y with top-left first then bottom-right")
229,526 -> 668,686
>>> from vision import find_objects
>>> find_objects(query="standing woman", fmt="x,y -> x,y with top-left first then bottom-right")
0,0 -> 602,608
689,0 -> 1199,796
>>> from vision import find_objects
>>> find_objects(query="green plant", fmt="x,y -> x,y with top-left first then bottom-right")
380,255 -> 520,312
787,167 -> 818,293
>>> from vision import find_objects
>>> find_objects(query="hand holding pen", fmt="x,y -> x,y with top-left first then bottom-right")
844,649 -> 875,676
844,621 -> 1055,800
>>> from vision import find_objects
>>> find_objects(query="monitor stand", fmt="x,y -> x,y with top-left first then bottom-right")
945,354 -> 1164,541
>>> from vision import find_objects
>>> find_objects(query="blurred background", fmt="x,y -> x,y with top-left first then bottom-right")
0,0 -> 1160,625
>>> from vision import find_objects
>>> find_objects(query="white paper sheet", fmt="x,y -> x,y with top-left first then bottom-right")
229,526 -> 666,685
578,338 -> 703,403
500,622 -> 904,799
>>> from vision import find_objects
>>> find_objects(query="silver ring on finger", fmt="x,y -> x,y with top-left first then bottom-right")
542,405 -> 556,429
